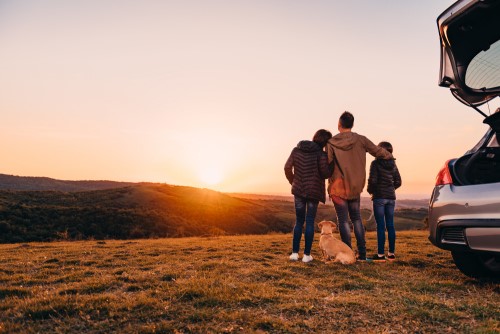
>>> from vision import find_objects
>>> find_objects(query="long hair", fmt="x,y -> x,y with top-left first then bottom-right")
313,129 -> 333,148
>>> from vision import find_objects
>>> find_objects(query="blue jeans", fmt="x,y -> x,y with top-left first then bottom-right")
373,198 -> 396,254
292,195 -> 319,255
331,195 -> 366,257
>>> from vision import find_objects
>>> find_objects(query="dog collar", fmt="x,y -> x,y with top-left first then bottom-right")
320,232 -> 333,235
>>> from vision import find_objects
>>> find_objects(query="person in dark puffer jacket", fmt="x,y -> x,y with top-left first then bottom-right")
284,129 -> 332,263
367,141 -> 402,262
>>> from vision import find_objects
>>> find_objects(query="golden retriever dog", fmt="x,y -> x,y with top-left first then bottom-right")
318,221 -> 356,264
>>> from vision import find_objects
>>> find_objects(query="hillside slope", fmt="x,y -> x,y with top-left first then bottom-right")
0,173 -> 133,192
0,184 -> 292,242
0,174 -> 428,243
229,192 -> 429,210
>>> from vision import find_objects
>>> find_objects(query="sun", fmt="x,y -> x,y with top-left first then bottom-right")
199,166 -> 224,186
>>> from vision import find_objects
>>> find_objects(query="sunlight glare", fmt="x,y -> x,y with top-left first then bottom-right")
199,166 -> 224,186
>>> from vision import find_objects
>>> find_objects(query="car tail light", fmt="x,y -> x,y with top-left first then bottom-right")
435,160 -> 453,185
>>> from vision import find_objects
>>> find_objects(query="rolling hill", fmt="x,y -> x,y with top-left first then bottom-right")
0,173 -> 133,192
0,183 -> 294,243
0,174 -> 428,243
228,192 -> 429,210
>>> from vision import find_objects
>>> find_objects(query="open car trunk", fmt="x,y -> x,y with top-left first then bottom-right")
453,145 -> 500,185
438,0 -> 500,107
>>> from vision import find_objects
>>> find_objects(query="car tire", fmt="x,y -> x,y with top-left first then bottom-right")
451,251 -> 500,281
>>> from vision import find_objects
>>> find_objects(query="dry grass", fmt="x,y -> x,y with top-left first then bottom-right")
0,231 -> 498,333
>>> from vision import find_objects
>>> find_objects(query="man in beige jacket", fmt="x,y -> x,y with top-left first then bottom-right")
327,111 -> 393,260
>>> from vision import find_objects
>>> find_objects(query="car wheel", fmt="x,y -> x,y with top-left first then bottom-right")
451,251 -> 500,281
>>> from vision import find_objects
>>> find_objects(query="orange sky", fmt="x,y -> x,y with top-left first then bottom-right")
0,0 -> 495,199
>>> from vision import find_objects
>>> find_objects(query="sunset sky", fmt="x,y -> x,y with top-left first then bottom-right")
0,0 -> 496,198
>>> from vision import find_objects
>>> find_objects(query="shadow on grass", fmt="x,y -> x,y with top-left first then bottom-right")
0,288 -> 31,299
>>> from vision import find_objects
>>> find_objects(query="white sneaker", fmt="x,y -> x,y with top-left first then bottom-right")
289,253 -> 299,261
302,254 -> 313,263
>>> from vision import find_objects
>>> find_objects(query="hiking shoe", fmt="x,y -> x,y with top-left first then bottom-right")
289,253 -> 299,261
372,254 -> 386,262
387,254 -> 396,261
302,254 -> 313,263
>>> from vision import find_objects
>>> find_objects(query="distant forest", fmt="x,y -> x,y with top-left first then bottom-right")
0,174 -> 428,243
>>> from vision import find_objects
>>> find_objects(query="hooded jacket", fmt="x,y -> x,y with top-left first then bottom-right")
367,159 -> 402,200
327,132 -> 393,200
284,140 -> 331,203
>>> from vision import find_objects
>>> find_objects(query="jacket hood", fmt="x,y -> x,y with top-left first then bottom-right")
377,159 -> 396,170
329,132 -> 357,151
297,140 -> 322,152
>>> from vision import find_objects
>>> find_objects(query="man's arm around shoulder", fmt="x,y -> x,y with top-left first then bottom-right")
362,135 -> 393,159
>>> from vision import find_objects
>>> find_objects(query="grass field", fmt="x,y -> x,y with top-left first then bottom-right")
0,231 -> 498,333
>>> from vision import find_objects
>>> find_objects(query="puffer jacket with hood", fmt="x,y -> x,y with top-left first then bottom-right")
284,140 -> 331,203
367,159 -> 402,200
327,132 -> 393,200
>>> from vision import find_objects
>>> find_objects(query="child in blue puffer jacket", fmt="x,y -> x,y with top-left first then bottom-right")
367,141 -> 402,262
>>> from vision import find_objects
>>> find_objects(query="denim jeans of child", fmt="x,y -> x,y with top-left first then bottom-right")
292,195 -> 319,255
373,198 -> 396,255
331,195 -> 366,257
